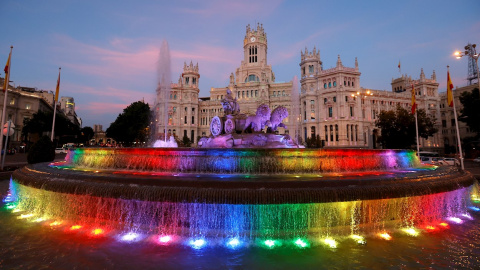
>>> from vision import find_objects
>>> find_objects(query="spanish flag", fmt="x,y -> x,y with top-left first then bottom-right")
398,60 -> 401,70
3,48 -> 11,93
55,68 -> 61,102
447,69 -> 454,107
411,83 -> 417,114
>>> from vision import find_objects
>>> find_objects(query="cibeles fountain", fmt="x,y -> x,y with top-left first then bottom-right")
2,40 -> 478,249
198,89 -> 299,148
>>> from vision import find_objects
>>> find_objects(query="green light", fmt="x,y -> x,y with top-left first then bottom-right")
5,203 -> 17,209
264,239 -> 275,248
294,238 -> 308,248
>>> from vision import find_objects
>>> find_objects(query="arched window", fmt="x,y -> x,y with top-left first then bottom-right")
333,81 -> 337,87
324,83 -> 327,89
328,82 -> 331,88
246,74 -> 259,82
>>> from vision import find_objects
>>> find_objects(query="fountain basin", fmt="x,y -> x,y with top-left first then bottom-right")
6,148 -> 477,241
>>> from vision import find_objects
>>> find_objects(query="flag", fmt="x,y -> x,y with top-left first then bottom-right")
447,69 -> 454,107
3,50 -> 11,93
411,83 -> 417,114
55,68 -> 61,102
398,60 -> 401,70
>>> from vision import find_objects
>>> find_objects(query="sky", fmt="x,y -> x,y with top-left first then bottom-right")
1,0 -> 479,128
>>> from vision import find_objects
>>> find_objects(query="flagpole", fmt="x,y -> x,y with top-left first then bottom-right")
0,46 -> 13,170
449,66 -> 464,170
51,67 -> 61,142
415,110 -> 420,155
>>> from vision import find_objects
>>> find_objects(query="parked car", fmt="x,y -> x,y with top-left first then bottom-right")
474,157 -> 480,163
420,156 -> 442,165
438,158 -> 460,166
55,148 -> 66,154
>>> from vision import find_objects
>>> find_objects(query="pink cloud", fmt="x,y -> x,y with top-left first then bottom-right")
77,102 -> 129,115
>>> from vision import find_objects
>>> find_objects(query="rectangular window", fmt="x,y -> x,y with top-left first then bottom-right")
26,103 -> 31,110
442,120 -> 446,128
328,107 -> 333,118
451,119 -> 455,127
350,106 -> 354,117
310,110 -> 315,120
9,98 -> 15,105
185,77 -> 189,85
309,65 -> 314,73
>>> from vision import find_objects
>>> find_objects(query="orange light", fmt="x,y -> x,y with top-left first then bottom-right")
70,225 -> 82,230
425,225 -> 436,231
439,222 -> 449,228
379,232 -> 392,240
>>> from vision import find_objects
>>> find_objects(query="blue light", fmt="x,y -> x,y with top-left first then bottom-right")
469,206 -> 480,212
226,238 -> 241,248
190,238 -> 206,249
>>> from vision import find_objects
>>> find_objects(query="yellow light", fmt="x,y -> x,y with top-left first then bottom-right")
12,209 -> 22,213
18,213 -> 34,219
92,228 -> 104,235
350,234 -> 366,244
379,232 -> 392,240
454,51 -> 460,56
403,227 -> 419,237
323,237 -> 337,248
70,225 -> 82,230
50,221 -> 63,226
33,217 -> 45,222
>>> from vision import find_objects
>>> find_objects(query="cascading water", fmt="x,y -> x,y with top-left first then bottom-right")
3,147 -> 478,249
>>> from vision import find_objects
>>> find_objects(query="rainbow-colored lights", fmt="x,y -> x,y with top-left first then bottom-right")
3,147 -> 479,251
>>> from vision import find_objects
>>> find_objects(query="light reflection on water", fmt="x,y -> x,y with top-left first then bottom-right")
1,180 -> 480,270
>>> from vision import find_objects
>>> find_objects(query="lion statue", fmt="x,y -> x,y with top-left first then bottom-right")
243,104 -> 271,132
268,106 -> 288,131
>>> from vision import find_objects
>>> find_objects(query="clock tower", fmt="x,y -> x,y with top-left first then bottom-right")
235,23 -> 274,85
243,23 -> 267,66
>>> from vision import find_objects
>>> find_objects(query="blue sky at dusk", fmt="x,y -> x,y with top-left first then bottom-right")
1,0 -> 479,128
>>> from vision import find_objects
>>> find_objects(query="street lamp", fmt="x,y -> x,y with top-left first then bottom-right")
454,43 -> 480,90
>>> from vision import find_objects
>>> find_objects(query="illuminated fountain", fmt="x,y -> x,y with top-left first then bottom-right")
4,146 -> 477,248
1,65 -> 478,250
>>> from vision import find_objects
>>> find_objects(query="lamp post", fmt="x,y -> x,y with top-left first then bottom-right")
454,43 -> 480,90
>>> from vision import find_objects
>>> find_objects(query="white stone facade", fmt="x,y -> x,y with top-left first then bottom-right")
154,23 -> 475,153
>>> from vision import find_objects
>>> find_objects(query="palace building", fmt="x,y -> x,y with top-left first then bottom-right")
155,23 -> 469,153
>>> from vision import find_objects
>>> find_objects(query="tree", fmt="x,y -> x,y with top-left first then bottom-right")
79,126 -> 94,145
180,135 -> 192,147
27,135 -> 55,164
22,110 -> 80,147
106,101 -> 150,146
375,105 -> 438,149
459,88 -> 480,137
305,134 -> 323,148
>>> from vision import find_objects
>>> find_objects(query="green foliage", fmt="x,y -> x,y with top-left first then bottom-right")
375,105 -> 438,149
305,135 -> 323,148
106,101 -> 150,146
180,135 -> 192,147
459,88 -> 480,137
27,135 -> 55,164
22,110 -> 80,145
